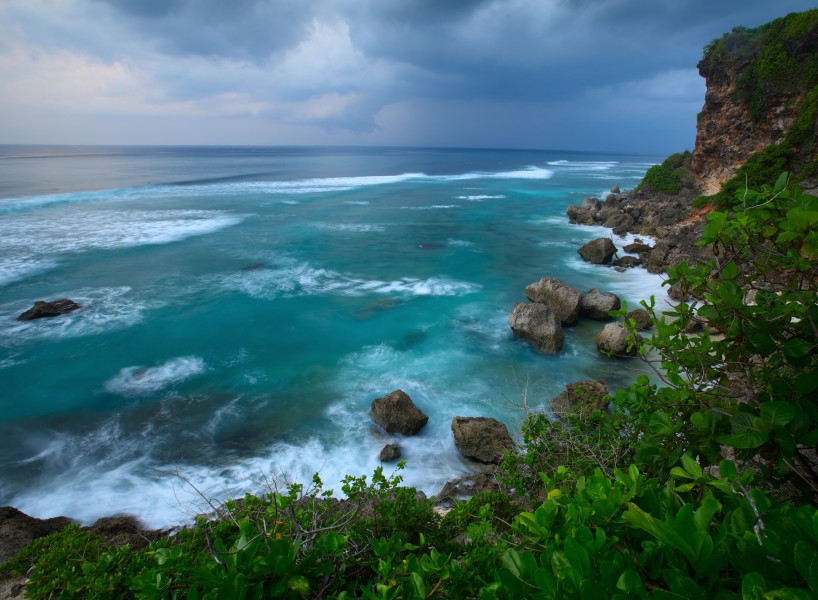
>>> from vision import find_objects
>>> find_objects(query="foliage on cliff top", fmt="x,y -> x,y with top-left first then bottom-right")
635,150 -> 693,196
702,9 -> 818,123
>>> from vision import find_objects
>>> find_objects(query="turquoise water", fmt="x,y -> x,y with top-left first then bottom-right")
0,146 -> 667,527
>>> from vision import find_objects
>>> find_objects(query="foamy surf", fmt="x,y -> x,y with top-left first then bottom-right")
104,356 -> 207,397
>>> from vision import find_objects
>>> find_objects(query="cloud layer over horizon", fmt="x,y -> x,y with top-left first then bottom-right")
1,0 -> 815,153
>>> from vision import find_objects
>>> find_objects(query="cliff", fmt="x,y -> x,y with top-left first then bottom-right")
691,9 -> 818,196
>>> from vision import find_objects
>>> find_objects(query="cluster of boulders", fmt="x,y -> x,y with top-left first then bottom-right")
507,276 -> 650,357
567,186 -> 711,274
369,389 -> 514,467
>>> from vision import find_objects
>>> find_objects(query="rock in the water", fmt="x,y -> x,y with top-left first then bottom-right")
0,507 -> 73,563
577,238 -> 617,264
379,443 -> 401,462
611,185 -> 621,194
451,417 -> 514,464
612,256 -> 642,269
507,302 -> 565,354
550,381 -> 610,417
524,277 -> 582,325
371,390 -> 429,435
436,467 -> 501,504
667,282 -> 689,302
580,289 -> 622,320
17,299 -> 80,321
623,241 -> 652,254
626,308 -> 652,331
594,323 -> 641,357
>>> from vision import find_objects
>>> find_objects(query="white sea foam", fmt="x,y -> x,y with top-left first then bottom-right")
343,200 -> 370,205
400,204 -> 460,210
219,258 -> 480,300
104,356 -> 207,397
447,239 -> 474,247
312,223 -> 386,232
455,195 -> 506,201
0,257 -> 58,287
0,210 -> 246,258
546,160 -> 619,171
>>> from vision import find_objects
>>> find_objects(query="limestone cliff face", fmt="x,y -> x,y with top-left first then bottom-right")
689,12 -> 818,195
690,57 -> 803,195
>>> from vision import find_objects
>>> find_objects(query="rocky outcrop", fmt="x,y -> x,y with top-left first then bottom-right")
370,390 -> 429,436
17,299 -> 80,321
379,443 -> 401,462
577,238 -> 617,264
524,277 -> 582,325
595,323 -> 641,357
0,506 -> 73,563
451,417 -> 514,464
508,302 -> 565,354
580,289 -> 621,320
437,467 -> 501,504
550,381 -> 611,417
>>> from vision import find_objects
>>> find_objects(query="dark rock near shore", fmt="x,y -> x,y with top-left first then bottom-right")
0,506 -> 73,564
623,241 -> 652,254
17,299 -> 80,321
437,467 -> 501,504
595,323 -> 641,357
371,390 -> 429,436
451,417 -> 514,464
85,515 -> 158,550
523,277 -> 582,325
626,308 -> 652,331
580,289 -> 621,320
550,380 -> 611,417
577,238 -> 617,264
379,444 -> 401,462
612,256 -> 642,269
508,302 -> 565,354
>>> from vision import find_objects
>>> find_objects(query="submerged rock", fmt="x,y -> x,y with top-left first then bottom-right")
436,467 -> 501,504
580,289 -> 622,320
508,302 -> 565,354
524,277 -> 582,325
370,390 -> 429,436
578,238 -> 617,264
451,417 -> 514,464
17,299 -> 80,321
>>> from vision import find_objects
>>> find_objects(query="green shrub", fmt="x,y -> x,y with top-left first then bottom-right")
635,151 -> 692,195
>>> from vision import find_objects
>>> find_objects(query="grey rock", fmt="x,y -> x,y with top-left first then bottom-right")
508,302 -> 565,354
379,443 -> 401,462
580,289 -> 622,320
524,277 -> 582,325
371,390 -> 429,435
612,256 -> 642,269
594,323 -> 641,357
626,308 -> 652,331
578,238 -> 617,264
451,417 -> 514,464
0,507 -> 73,564
437,467 -> 501,504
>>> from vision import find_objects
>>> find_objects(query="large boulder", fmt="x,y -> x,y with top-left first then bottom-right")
371,390 -> 429,435
508,303 -> 565,354
524,277 -> 582,325
577,238 -> 617,264
594,323 -> 641,357
580,289 -> 622,320
550,381 -> 611,417
451,417 -> 514,464
0,507 -> 73,563
17,299 -> 80,321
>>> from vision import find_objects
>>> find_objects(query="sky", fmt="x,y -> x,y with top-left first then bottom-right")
0,0 -> 815,154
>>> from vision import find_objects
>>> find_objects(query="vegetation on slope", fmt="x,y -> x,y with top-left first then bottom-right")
635,151 -> 694,196
2,175 -> 818,598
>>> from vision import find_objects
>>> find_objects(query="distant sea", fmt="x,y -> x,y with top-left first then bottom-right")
0,145 -> 669,527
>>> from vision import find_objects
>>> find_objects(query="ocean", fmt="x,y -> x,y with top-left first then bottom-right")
0,145 -> 669,527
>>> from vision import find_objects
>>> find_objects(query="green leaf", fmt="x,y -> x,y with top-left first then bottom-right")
760,401 -> 797,426
742,572 -> 767,600
681,454 -> 703,479
649,411 -> 676,435
795,370 -> 818,394
784,338 -> 813,359
616,568 -> 644,594
719,413 -> 768,448
719,460 -> 737,480
410,572 -> 426,598
794,541 -> 818,592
